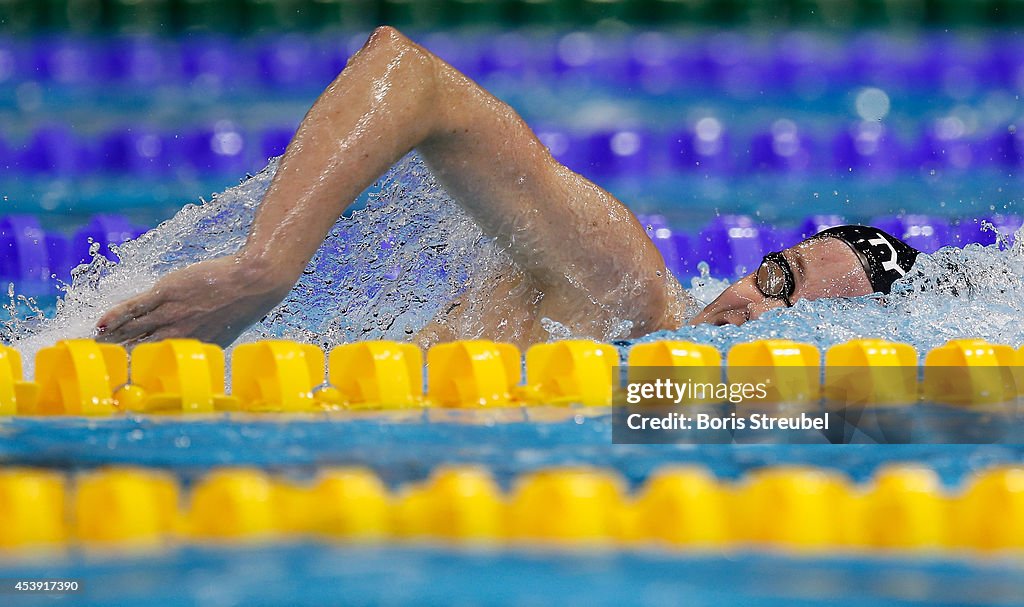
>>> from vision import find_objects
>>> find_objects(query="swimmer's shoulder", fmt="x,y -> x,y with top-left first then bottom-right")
658,271 -> 700,330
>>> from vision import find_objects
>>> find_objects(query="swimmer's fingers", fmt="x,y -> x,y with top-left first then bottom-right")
96,294 -> 165,343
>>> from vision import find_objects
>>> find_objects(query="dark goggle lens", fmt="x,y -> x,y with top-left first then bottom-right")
756,259 -> 789,298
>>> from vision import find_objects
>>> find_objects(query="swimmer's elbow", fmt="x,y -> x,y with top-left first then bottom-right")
359,25 -> 421,63
365,26 -> 408,50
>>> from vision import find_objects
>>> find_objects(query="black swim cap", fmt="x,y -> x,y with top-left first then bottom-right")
816,225 -> 921,294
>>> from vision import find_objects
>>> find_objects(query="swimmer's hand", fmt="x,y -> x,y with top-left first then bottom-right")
95,256 -> 291,348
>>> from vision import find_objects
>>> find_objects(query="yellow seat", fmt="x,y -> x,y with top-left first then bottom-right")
328,341 -> 423,409
231,340 -> 326,412
824,339 -> 919,406
426,340 -> 521,408
0,345 -> 39,415
524,340 -> 617,406
1016,346 -> 1024,397
114,339 -> 236,414
923,339 -> 1017,407
312,467 -> 391,541
395,466 -> 504,542
0,468 -> 67,548
860,465 -> 949,550
632,466 -> 730,547
187,468 -> 279,540
737,466 -> 849,550
508,467 -> 625,543
627,341 -> 723,405
75,467 -> 179,546
727,340 -> 821,405
628,341 -> 722,368
955,466 -> 1024,551
34,339 -> 127,416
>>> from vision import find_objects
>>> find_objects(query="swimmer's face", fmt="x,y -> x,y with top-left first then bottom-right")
690,237 -> 874,327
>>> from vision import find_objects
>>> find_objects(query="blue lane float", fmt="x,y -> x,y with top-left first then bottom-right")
832,122 -> 905,176
697,214 -> 767,277
955,215 -> 1023,247
3,121 -> 1024,178
6,32 -> 1024,94
872,215 -> 956,253
748,120 -> 817,173
669,119 -> 732,175
0,212 -> 1017,294
70,214 -> 143,268
0,215 -> 70,296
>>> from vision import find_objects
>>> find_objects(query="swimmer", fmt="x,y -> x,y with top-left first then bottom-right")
95,27 -> 919,349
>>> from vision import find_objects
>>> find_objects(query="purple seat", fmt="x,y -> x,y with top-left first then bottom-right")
98,128 -> 174,176
107,36 -> 182,86
257,35 -> 332,88
987,36 -> 1024,89
18,126 -> 92,175
919,36 -> 990,92
587,129 -> 654,179
771,32 -> 842,96
915,119 -> 977,172
182,36 -> 248,86
259,125 -> 296,162
550,31 -> 627,85
534,127 -> 587,174
871,215 -> 954,253
180,122 -> 250,175
748,120 -> 817,172
45,231 -> 72,289
847,33 -> 923,89
478,33 -> 540,80
34,37 -> 110,85
955,215 -> 1023,247
71,214 -> 139,266
0,216 -> 50,289
696,215 -> 768,277
0,135 -> 11,170
0,37 -> 28,85
832,122 -> 905,175
987,127 -> 1024,168
700,33 -> 769,97
797,215 -> 846,241
626,32 -> 694,93
670,118 -> 731,174
421,33 -> 484,81
759,224 -> 796,252
670,232 -> 695,278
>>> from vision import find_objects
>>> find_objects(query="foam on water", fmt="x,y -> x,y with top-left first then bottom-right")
5,154 -> 513,371
5,153 -> 1024,372
637,230 -> 1024,356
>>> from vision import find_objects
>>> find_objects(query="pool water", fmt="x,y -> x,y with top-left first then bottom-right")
2,28 -> 1024,605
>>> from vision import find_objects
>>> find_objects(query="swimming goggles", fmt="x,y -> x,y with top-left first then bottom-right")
755,252 -> 795,307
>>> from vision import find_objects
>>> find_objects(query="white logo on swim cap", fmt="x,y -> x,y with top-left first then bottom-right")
867,235 -> 906,276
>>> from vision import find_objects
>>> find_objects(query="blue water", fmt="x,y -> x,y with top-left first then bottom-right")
3,413 -> 1024,605
2,415 -> 1023,487
4,29 -> 1024,605
5,543 -> 1024,607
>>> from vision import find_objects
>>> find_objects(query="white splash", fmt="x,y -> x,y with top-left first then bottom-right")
637,228 -> 1024,357
5,154 -> 512,372
5,152 -> 1024,373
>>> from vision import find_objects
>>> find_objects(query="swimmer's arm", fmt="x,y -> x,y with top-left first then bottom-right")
240,26 -> 675,332
98,26 -> 679,346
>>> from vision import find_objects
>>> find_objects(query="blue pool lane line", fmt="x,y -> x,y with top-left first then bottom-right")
2,413 -> 1023,488
2,543 -> 1024,607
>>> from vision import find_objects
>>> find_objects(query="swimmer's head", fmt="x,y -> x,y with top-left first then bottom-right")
691,225 -> 920,326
